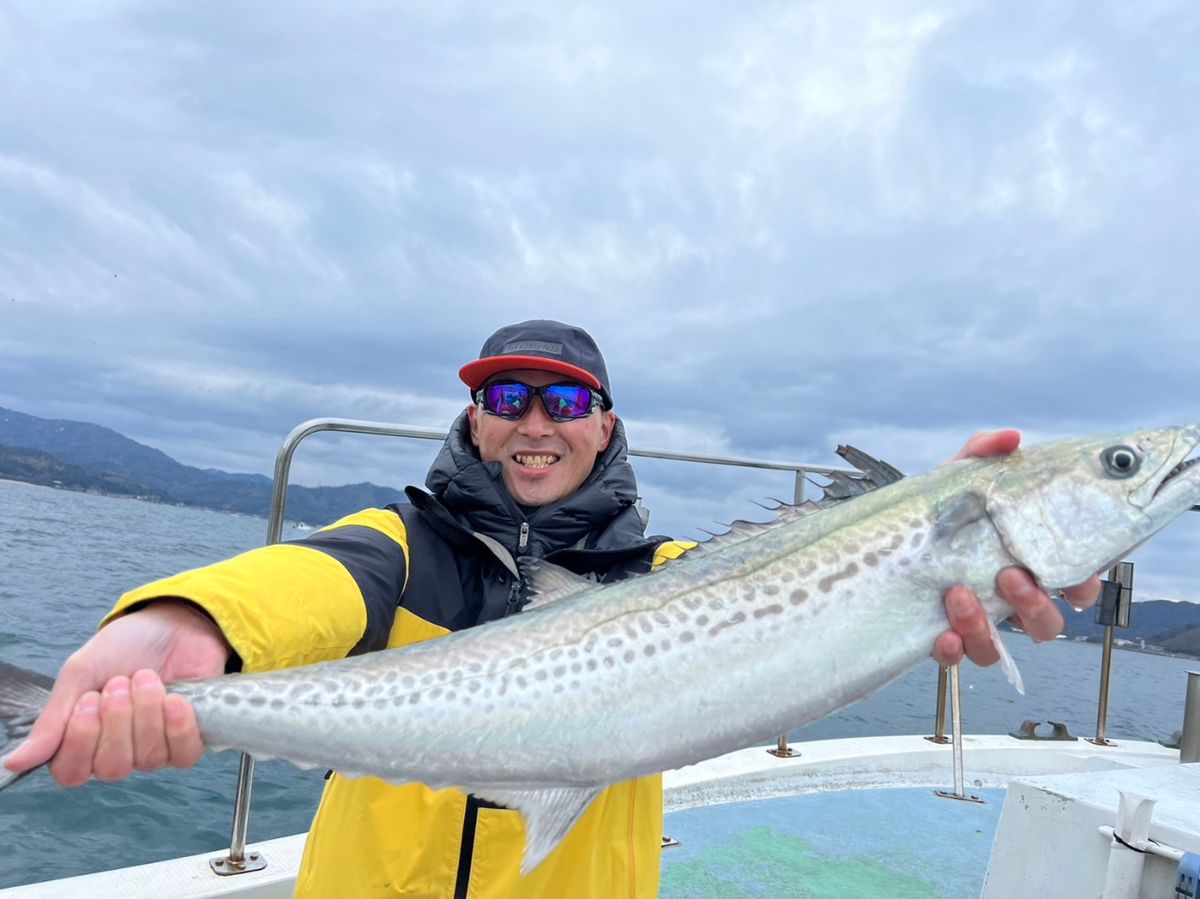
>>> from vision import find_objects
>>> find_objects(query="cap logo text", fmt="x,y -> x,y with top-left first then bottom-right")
502,340 -> 563,356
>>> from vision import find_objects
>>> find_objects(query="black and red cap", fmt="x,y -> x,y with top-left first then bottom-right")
459,320 -> 613,409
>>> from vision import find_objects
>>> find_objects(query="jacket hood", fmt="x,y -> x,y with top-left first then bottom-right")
421,409 -> 650,558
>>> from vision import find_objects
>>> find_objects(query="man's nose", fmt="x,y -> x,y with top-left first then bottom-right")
516,397 -> 556,435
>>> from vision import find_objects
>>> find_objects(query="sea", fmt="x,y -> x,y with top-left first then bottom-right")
0,479 -> 1196,889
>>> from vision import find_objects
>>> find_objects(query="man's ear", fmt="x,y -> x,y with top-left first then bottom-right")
467,404 -> 482,447
599,410 -> 616,451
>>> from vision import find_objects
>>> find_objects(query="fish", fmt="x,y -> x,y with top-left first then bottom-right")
2,424 -> 1200,873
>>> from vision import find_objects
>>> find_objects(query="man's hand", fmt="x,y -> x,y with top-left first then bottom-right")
931,429 -> 1102,667
3,601 -> 230,786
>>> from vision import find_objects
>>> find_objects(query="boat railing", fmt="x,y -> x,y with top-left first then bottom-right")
208,416 -> 1200,874
208,417 -> 859,875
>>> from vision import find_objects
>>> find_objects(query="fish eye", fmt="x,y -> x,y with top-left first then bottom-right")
1101,445 -> 1141,478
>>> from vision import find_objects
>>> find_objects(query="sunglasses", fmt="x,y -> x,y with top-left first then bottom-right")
475,381 -> 602,421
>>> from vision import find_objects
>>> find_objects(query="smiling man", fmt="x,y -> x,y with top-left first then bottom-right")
5,319 -> 1097,898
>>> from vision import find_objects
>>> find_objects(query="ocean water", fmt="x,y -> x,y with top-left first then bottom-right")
0,480 -> 1196,888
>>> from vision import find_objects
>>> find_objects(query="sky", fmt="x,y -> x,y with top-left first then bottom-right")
1,1 -> 1198,600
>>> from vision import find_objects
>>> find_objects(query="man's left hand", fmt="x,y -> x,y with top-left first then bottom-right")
930,429 -> 1102,667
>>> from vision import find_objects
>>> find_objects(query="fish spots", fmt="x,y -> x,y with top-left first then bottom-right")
223,694 -> 240,706
696,614 -> 710,627
863,552 -> 878,567
781,571 -> 794,583
818,562 -> 860,594
910,532 -> 925,549
659,638 -> 672,652
247,695 -> 266,707
603,657 -> 616,668
623,650 -> 636,663
890,534 -> 905,550
639,619 -> 653,634
644,644 -> 656,657
753,604 -> 783,619
607,637 -> 624,649
552,666 -> 566,678
763,584 -> 780,597
708,611 -> 746,637
679,631 -> 695,643
571,661 -> 582,673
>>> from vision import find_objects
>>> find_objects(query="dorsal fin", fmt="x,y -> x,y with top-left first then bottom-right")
836,444 -> 905,487
518,557 -> 597,611
669,444 -> 906,562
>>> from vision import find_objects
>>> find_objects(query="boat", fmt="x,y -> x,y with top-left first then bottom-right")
2,418 -> 1198,897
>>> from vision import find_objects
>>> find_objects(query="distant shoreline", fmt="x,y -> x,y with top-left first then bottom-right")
0,476 -> 294,525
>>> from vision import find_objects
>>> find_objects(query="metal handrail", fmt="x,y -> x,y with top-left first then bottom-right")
216,416 -> 856,871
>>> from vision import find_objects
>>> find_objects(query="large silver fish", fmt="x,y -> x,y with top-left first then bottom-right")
3,425 -> 1200,872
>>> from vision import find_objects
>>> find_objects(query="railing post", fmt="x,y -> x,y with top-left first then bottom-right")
935,664 -> 984,804
1182,671 -> 1200,764
1088,562 -> 1134,747
926,664 -> 951,744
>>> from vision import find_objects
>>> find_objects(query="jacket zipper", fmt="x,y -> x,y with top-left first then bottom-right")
503,522 -> 531,617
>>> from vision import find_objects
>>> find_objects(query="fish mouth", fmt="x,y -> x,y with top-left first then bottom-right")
1152,428 -> 1200,502
1154,453 -> 1200,503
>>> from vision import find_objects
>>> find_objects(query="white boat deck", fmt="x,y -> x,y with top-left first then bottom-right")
0,734 -> 1180,898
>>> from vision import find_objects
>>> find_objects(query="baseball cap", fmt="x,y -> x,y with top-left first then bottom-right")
459,320 -> 613,408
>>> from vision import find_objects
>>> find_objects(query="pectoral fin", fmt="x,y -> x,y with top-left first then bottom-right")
987,618 -> 1026,696
472,784 -> 603,874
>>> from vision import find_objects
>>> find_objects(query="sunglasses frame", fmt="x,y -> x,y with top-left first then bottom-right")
474,380 -> 603,422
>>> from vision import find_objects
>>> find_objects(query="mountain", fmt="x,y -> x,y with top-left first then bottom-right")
1047,595 -> 1200,659
0,407 -> 405,525
0,443 -> 171,500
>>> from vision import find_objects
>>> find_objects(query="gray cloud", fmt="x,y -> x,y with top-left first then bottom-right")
2,0 -> 1197,595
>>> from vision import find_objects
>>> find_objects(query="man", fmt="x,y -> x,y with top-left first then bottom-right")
4,320 -> 1098,897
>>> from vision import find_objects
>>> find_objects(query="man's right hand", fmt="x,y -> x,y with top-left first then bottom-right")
3,601 -> 231,786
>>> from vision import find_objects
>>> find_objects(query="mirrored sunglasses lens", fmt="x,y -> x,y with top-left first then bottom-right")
484,383 -> 530,418
543,385 -> 593,419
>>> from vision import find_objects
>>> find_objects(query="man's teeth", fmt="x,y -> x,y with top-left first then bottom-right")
515,454 -> 558,469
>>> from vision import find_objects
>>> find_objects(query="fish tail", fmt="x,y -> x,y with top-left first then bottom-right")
0,661 -> 54,792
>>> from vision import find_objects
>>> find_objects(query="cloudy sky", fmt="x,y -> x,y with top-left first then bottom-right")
2,2 -> 1198,599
